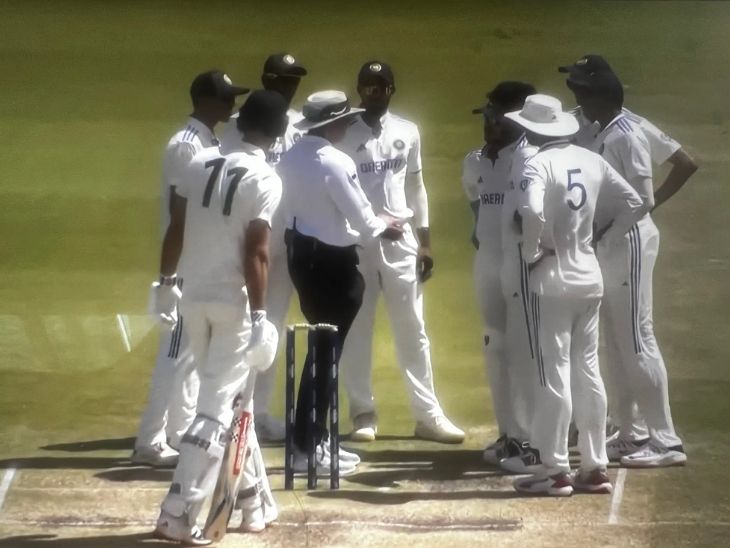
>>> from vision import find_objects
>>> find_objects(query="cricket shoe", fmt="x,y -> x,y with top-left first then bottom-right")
292,442 -> 358,477
606,437 -> 650,461
500,443 -> 542,474
573,468 -> 613,494
620,443 -> 687,468
514,472 -> 573,497
482,434 -> 508,465
349,412 -> 377,442
131,441 -> 179,467
254,414 -> 286,443
414,415 -> 465,444
236,492 -> 277,533
321,435 -> 361,465
153,510 -> 211,546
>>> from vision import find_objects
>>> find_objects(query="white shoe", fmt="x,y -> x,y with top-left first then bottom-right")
254,414 -> 286,443
293,442 -> 358,477
620,443 -> 687,468
414,415 -> 465,444
131,441 -> 179,467
513,472 -> 573,497
238,494 -> 266,533
350,412 -> 377,442
500,446 -> 542,474
333,444 -> 361,465
153,510 -> 211,546
606,437 -> 650,461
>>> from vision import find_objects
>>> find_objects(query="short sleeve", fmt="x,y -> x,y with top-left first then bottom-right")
163,142 -> 197,193
407,125 -> 423,174
619,131 -> 652,183
249,172 -> 283,227
639,118 -> 681,166
461,151 -> 480,202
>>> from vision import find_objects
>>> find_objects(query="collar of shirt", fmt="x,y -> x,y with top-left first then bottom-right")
352,110 -> 390,135
481,133 -> 527,160
597,113 -> 626,138
538,138 -> 571,152
237,141 -> 267,159
299,134 -> 331,147
186,116 -> 219,147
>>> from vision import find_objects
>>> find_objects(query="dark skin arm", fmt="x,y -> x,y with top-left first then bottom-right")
652,148 -> 698,212
243,219 -> 271,312
160,190 -> 186,277
416,226 -> 434,283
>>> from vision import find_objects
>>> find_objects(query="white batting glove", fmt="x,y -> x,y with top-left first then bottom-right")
244,310 -> 278,372
147,278 -> 182,326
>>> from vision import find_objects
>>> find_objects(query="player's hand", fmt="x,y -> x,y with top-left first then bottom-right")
513,210 -> 523,235
471,230 -> 479,250
378,215 -> 404,241
244,310 -> 279,372
148,280 -> 181,326
527,248 -> 555,273
417,247 -> 434,283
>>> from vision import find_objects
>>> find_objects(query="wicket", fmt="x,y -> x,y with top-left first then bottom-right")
284,323 -> 340,490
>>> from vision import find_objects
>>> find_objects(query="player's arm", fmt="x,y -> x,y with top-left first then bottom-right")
517,161 -> 547,264
461,152 -> 480,249
620,132 -> 655,211
160,190 -> 186,277
405,169 -> 433,282
652,148 -> 698,211
599,161 -> 649,245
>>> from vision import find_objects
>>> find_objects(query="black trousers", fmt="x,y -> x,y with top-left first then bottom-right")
286,229 -> 364,450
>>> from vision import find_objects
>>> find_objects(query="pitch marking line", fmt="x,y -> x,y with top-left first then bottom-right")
116,314 -> 131,353
608,468 -> 627,525
0,468 -> 16,514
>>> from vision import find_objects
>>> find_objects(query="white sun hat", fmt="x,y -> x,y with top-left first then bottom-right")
503,94 -> 579,137
293,90 -> 364,131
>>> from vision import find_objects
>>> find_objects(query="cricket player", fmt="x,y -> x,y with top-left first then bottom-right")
567,69 -> 687,467
153,90 -> 287,544
134,70 -> 249,466
462,82 -> 539,464
336,61 -> 464,443
506,95 -> 647,496
221,52 -> 308,442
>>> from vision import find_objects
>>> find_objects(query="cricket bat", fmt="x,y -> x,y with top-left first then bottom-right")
203,393 -> 252,542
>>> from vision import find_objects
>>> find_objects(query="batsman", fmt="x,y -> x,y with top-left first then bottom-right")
151,89 -> 287,545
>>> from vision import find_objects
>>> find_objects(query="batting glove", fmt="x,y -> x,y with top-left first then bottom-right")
244,310 -> 279,372
148,277 -> 181,326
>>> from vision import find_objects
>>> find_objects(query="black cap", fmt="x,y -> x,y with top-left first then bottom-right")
190,70 -> 249,100
236,89 -> 289,138
567,70 -> 624,105
472,81 -> 537,114
558,54 -> 613,76
263,53 -> 307,78
358,61 -> 395,86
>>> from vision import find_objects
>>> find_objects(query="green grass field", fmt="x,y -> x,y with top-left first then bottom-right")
1,1 -> 729,546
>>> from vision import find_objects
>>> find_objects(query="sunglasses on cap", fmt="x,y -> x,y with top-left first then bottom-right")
361,84 -> 394,97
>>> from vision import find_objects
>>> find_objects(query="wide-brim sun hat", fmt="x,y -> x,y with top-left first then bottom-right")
503,94 -> 579,137
294,90 -> 364,131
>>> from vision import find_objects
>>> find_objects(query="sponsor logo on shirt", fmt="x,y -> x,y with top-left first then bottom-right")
480,192 -> 504,205
360,158 -> 403,174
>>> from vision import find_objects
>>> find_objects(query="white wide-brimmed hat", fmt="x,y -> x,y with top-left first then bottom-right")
504,94 -> 579,137
294,90 -> 364,131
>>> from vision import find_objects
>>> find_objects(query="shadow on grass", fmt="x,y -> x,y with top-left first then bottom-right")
0,457 -> 130,470
307,488 -> 522,504
95,467 -> 173,483
40,438 -> 135,452
0,533 -> 168,547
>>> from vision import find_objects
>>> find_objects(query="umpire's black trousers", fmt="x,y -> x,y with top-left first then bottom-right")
286,229 -> 364,450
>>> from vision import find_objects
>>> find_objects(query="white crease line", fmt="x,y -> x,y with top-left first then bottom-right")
116,314 -> 131,353
608,468 -> 627,525
0,468 -> 17,513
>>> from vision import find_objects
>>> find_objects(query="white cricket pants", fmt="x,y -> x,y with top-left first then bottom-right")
135,315 -> 199,450
474,248 -> 532,441
252,229 -> 293,418
529,295 -> 608,475
598,219 -> 682,448
340,227 -> 443,422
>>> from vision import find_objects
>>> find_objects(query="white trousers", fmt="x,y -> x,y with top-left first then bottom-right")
340,227 -> 443,422
599,220 -> 681,448
252,236 -> 293,418
135,316 -> 199,449
474,250 -> 532,441
530,295 -> 608,475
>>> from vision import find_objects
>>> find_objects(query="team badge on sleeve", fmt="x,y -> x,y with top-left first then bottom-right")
394,139 -> 405,150
520,178 -> 529,191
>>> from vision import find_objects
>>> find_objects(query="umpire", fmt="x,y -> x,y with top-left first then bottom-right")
277,90 -> 403,476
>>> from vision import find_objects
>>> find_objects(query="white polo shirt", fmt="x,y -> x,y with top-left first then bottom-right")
572,107 -> 681,166
336,111 -> 422,221
219,108 -> 304,166
175,143 -> 282,304
161,117 -> 220,237
518,141 -> 644,298
278,134 -> 386,247
462,136 -> 532,263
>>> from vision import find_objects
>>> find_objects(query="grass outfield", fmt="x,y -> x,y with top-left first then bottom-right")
0,0 -> 729,546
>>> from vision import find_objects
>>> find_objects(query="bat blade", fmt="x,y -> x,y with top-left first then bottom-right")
203,407 -> 252,542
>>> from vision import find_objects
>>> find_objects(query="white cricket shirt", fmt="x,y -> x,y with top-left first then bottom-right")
175,143 -> 282,304
160,117 -> 220,237
518,141 -> 645,298
337,111 -> 422,221
278,135 -> 386,247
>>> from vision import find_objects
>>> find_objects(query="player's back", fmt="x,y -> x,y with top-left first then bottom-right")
527,142 -> 606,298
178,147 -> 280,303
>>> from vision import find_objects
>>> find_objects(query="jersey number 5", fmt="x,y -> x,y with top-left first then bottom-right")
567,169 -> 586,210
202,158 -> 248,216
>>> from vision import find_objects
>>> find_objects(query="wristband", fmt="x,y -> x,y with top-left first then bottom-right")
159,274 -> 177,286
